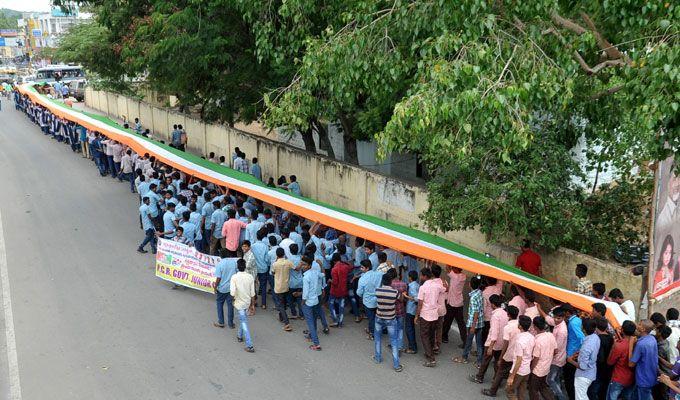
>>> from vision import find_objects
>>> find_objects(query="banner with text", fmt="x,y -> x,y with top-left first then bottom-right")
155,239 -> 220,292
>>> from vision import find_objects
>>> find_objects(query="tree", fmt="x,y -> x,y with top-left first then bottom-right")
264,0 -> 676,256
53,20 -> 129,92
0,9 -> 20,30
55,0 -> 280,126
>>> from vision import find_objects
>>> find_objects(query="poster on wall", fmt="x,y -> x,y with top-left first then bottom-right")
651,156 -> 680,300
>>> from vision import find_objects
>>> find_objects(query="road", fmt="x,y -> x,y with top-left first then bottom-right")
0,100 -> 481,400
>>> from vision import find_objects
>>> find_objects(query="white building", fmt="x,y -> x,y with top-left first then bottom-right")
18,7 -> 91,53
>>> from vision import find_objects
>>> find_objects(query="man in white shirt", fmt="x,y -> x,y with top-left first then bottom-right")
230,259 -> 256,353
119,149 -> 136,193
608,288 -> 636,322
667,308 -> 680,363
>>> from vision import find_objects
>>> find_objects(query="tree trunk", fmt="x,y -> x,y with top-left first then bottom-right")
343,134 -> 359,164
300,126 -> 317,153
312,118 -> 335,159
337,112 -> 358,164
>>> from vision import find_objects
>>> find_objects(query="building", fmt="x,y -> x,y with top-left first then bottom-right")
17,7 -> 91,58
0,29 -> 24,59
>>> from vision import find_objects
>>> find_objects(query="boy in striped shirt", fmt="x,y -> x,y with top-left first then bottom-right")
373,269 -> 403,372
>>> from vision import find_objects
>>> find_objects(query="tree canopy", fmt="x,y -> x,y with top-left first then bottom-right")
53,0 -> 679,257
0,8 -> 21,29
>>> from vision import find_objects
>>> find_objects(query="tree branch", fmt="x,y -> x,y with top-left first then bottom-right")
573,51 -> 626,75
590,84 -> 624,100
551,13 -> 586,35
579,12 -> 627,62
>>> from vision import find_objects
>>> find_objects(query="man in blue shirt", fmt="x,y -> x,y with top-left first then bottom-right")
137,197 -> 157,254
563,303 -> 585,400
250,230 -> 270,309
179,211 -> 197,246
158,203 -> 177,239
364,242 -> 380,271
250,157 -> 262,181
213,251 -> 237,328
208,201 -> 227,255
568,318 -> 600,400
300,256 -> 325,350
357,259 -> 384,339
287,175 -> 301,196
287,244 -> 304,318
146,184 -> 162,227
188,204 -> 204,253
404,270 -> 420,353
245,211 -> 264,244
630,319 -> 659,400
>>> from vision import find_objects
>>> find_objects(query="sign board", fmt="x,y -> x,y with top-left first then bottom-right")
51,7 -> 78,17
32,29 -> 42,38
0,38 -> 5,47
0,29 -> 18,37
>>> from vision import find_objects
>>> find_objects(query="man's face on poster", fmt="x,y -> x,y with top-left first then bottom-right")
669,173 -> 680,202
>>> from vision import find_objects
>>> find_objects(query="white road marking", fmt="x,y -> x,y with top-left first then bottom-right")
0,209 -> 22,400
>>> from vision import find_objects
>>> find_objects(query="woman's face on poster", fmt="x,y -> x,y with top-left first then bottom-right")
663,243 -> 673,268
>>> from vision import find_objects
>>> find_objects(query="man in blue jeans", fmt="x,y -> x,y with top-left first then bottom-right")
606,320 -> 637,400
250,230 -> 270,309
230,259 -> 256,353
403,270 -> 420,354
300,257 -> 325,350
630,319 -> 659,400
454,276 -> 484,365
137,197 -> 157,254
357,259 -> 384,340
213,250 -> 237,329
374,270 -> 403,372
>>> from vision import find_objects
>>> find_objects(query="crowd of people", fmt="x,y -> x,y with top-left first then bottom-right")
12,90 -> 680,400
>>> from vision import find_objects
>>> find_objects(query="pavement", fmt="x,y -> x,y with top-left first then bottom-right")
0,100 -> 484,400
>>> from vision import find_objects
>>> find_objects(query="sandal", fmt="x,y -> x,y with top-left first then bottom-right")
394,365 -> 403,372
213,322 -> 225,328
309,345 -> 322,351
481,389 -> 496,397
422,361 -> 436,367
283,325 -> 292,332
468,374 -> 483,384
452,357 -> 469,364
404,349 -> 417,354
244,346 -> 255,353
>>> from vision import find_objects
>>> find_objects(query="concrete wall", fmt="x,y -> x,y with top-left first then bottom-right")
84,89 -> 642,311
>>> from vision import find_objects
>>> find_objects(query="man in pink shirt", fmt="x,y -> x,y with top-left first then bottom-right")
506,316 -> 535,400
221,209 -> 248,257
470,294 -> 508,383
509,285 -> 527,316
431,265 -> 448,352
529,316 -> 557,400
482,277 -> 504,345
415,268 -> 446,367
483,305 -> 520,397
547,307 -> 568,400
443,266 -> 467,347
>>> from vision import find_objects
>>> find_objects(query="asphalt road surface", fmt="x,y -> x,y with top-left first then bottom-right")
0,100 -> 482,400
